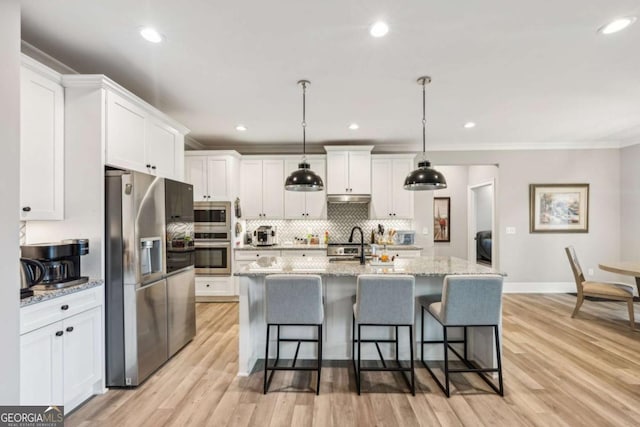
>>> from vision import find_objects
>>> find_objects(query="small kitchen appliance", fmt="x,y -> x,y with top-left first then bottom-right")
19,257 -> 46,299
254,226 -> 276,246
20,239 -> 89,289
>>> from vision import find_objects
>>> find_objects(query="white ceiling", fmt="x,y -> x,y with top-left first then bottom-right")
20,0 -> 640,152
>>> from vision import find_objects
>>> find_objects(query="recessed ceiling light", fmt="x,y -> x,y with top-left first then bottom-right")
598,16 -> 637,34
463,122 -> 476,129
370,21 -> 389,38
140,27 -> 164,43
348,123 -> 359,130
235,124 -> 247,132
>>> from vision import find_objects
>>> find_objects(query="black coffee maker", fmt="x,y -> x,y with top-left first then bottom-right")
20,239 -> 90,289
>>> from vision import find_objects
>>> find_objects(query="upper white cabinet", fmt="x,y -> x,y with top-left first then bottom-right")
105,90 -> 185,179
184,151 -> 240,201
20,58 -> 64,220
240,158 -> 284,219
371,155 -> 414,219
325,146 -> 373,194
284,157 -> 327,219
63,74 -> 189,181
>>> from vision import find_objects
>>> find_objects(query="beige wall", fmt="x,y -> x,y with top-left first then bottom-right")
0,0 -> 21,404
424,149 -> 622,288
620,143 -> 640,261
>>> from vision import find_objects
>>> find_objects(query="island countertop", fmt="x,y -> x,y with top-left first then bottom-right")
234,255 -> 500,277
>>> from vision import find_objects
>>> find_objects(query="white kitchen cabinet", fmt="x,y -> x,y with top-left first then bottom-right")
185,152 -> 240,202
390,249 -> 422,258
20,59 -> 64,220
280,249 -> 326,258
371,156 -> 414,219
195,276 -> 234,297
240,158 -> 284,219
325,146 -> 373,194
62,306 -> 102,411
20,286 -> 104,413
20,321 -> 64,406
105,90 -> 147,172
63,74 -> 188,181
284,158 -> 327,219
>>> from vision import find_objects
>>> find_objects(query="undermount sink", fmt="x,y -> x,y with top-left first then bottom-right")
327,257 -> 368,264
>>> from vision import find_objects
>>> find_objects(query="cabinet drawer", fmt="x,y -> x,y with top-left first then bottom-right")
280,250 -> 326,258
196,276 -> 234,296
21,286 -> 103,335
234,250 -> 281,261
392,250 -> 422,258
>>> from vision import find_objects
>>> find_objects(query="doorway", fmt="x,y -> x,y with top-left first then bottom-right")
467,180 -> 495,267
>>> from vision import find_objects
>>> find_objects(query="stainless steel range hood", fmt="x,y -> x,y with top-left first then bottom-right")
326,194 -> 371,204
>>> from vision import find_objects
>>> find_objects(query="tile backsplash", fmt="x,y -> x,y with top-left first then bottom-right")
245,203 -> 412,243
19,221 -> 26,245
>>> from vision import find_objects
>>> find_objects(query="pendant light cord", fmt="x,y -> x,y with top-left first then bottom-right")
422,80 -> 426,156
301,81 -> 307,156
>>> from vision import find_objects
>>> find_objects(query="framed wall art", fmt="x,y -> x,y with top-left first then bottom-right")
529,183 -> 589,233
434,197 -> 450,242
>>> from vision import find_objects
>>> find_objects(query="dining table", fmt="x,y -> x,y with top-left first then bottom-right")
598,261 -> 640,296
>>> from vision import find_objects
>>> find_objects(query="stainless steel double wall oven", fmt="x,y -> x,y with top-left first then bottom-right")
193,201 -> 232,275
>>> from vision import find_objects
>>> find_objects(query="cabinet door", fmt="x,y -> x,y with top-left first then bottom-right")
146,119 -> 178,178
185,157 -> 208,202
391,158 -> 414,218
347,151 -> 371,194
195,276 -> 234,297
240,160 -> 263,219
20,66 -> 64,220
106,91 -> 147,172
304,158 -> 327,219
20,322 -> 64,406
371,159 -> 392,219
326,151 -> 349,194
284,159 -> 306,219
63,307 -> 102,411
261,160 -> 284,219
207,158 -> 229,201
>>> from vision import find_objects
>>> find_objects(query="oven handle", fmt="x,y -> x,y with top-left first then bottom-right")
194,241 -> 231,248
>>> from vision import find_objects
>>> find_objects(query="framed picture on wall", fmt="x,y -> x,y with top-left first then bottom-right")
434,197 -> 451,242
529,183 -> 589,233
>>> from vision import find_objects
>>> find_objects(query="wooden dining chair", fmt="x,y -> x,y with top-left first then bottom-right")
565,246 -> 636,329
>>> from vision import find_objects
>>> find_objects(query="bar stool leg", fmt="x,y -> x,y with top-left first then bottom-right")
443,325 -> 450,397
357,324 -> 362,395
276,325 -> 280,363
264,324 -> 270,394
494,325 -> 504,396
317,324 -> 322,395
420,306 -> 425,363
463,326 -> 468,362
395,325 -> 399,362
409,325 -> 415,396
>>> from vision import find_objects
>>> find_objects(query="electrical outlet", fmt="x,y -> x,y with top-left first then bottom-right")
422,227 -> 429,235
587,268 -> 594,276
506,227 -> 516,234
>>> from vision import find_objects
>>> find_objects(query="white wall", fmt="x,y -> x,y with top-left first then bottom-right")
426,149 -> 621,289
0,0 -> 21,404
620,143 -> 640,261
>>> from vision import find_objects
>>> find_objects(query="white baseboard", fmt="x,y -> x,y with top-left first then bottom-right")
503,281 -> 575,294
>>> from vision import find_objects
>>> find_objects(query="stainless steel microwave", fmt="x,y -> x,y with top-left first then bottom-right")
193,201 -> 231,228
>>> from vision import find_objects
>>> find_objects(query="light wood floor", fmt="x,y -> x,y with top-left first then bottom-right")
67,295 -> 640,426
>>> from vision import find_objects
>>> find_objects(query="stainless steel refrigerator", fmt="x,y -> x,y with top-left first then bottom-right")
105,170 -> 195,387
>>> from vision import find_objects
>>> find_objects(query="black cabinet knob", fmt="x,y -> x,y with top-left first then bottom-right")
22,206 -> 31,212
151,165 -> 157,170
302,254 -> 306,257
146,164 -> 151,168
66,326 -> 74,333
61,304 -> 69,311
55,331 -> 63,337
206,284 -> 210,287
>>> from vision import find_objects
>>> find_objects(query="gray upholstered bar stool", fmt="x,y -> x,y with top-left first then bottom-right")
264,274 -> 323,395
352,274 -> 416,395
419,274 -> 504,397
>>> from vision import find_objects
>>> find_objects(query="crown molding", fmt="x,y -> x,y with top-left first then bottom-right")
21,40 -> 78,74
20,53 -> 62,83
186,149 -> 242,158
62,74 -> 190,135
184,136 -> 206,150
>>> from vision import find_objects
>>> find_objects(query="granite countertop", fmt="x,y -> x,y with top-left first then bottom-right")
21,279 -> 104,307
234,255 -> 500,277
235,244 -> 423,251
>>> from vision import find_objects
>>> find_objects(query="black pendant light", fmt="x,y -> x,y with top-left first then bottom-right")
285,80 -> 324,192
403,76 -> 447,191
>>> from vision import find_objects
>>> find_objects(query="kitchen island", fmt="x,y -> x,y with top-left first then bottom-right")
235,255 -> 501,376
